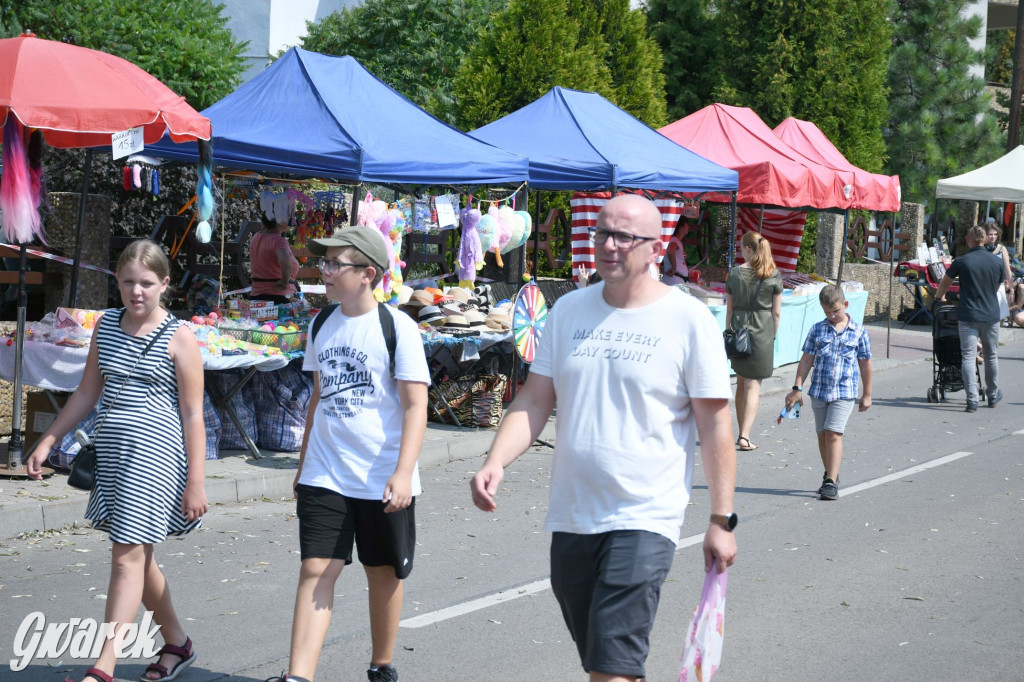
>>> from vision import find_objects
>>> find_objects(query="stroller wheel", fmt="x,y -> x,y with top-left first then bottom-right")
927,387 -> 938,403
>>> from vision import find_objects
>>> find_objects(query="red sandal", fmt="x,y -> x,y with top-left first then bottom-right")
68,668 -> 113,682
140,636 -> 196,682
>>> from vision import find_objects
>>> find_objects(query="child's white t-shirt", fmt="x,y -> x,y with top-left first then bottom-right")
300,304 -> 430,499
531,284 -> 732,543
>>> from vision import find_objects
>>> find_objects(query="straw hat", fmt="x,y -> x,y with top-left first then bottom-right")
447,287 -> 471,304
405,290 -> 434,308
464,308 -> 487,329
484,311 -> 512,331
418,305 -> 445,326
443,313 -> 469,329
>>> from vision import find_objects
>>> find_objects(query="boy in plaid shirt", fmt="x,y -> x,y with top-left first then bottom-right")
784,285 -> 872,500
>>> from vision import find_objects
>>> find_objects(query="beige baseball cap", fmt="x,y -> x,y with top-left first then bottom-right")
308,226 -> 389,274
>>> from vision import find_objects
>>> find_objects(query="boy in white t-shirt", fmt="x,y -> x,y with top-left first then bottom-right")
270,226 -> 429,682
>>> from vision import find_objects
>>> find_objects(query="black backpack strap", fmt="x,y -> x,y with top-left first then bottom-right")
377,302 -> 397,379
310,303 -> 338,347
310,302 -> 395,379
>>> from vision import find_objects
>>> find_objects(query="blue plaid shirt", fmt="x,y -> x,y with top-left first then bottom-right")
802,317 -> 872,402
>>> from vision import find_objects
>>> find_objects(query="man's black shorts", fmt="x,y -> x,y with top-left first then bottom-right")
550,530 -> 676,678
296,484 -> 416,579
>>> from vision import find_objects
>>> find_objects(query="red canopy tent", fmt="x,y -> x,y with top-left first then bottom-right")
660,104 -> 860,271
659,103 -> 854,210
773,117 -> 900,212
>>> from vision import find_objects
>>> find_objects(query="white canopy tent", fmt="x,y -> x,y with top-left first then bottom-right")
936,145 -> 1024,202
936,145 -> 1024,253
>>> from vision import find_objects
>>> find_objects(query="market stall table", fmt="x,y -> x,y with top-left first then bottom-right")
421,328 -> 514,426
0,338 -> 289,459
707,289 -> 869,368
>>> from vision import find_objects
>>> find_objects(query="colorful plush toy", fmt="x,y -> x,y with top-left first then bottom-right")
457,205 -> 483,287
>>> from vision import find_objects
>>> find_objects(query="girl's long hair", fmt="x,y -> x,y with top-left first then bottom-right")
742,231 -> 777,280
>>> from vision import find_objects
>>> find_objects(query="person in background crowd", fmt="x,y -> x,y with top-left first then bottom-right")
935,224 -> 1004,411
27,239 -> 207,682
250,212 -> 300,304
726,231 -> 783,451
472,194 -> 737,682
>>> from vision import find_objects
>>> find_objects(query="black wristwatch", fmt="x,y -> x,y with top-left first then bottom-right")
710,513 -> 739,532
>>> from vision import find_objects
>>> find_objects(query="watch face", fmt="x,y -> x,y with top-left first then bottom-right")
726,513 -> 738,531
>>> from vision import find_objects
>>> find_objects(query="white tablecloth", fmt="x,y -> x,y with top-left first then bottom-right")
0,339 -> 289,393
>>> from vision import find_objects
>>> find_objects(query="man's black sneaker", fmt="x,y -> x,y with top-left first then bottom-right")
965,401 -> 978,413
820,477 -> 838,500
368,664 -> 399,682
988,389 -> 1002,408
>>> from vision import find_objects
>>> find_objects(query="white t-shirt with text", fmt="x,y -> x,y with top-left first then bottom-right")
300,305 -> 430,499
531,284 -> 732,543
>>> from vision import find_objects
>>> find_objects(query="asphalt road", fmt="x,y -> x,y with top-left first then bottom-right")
2,340 -> 1023,681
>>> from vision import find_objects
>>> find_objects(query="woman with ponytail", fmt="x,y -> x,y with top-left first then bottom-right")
726,231 -> 783,451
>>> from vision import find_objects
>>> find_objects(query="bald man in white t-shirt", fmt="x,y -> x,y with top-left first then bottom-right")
472,195 -> 737,682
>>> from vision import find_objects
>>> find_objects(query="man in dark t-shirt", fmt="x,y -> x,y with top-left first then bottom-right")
935,224 -> 1004,411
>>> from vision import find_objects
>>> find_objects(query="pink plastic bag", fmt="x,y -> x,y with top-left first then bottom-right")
678,564 -> 728,682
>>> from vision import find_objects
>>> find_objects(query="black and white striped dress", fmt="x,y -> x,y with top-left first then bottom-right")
84,309 -> 201,543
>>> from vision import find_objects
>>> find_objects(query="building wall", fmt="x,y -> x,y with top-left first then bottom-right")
221,0 -> 357,82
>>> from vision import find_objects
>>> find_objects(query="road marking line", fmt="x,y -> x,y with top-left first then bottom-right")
841,451 -> 973,496
401,579 -> 551,628
1014,429 -> 1024,436
402,450 -> 975,628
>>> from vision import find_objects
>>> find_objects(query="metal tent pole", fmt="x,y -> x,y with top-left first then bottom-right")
837,210 -> 850,284
68,149 -> 94,308
7,245 -> 28,471
728,193 -> 737,268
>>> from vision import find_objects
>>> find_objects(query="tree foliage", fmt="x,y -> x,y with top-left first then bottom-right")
711,0 -> 891,173
300,0 -> 503,125
645,0 -> 719,121
886,0 -> 1003,209
454,0 -> 666,130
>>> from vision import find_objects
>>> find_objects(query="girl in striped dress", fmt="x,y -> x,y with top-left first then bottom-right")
27,240 -> 207,682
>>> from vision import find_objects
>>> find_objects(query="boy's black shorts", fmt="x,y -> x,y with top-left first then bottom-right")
295,484 -> 416,579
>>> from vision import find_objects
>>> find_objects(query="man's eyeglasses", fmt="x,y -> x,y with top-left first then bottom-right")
588,227 -> 657,248
317,258 -> 365,276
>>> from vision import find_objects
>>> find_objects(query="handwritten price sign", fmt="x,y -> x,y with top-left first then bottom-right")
111,126 -> 144,160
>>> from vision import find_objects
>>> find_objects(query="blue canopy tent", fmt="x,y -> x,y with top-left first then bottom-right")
468,86 -> 738,193
145,48 -> 528,187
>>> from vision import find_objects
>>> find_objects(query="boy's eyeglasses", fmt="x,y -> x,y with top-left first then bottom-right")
588,227 -> 657,248
317,258 -> 365,275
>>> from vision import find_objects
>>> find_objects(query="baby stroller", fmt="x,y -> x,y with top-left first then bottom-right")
926,304 -> 985,404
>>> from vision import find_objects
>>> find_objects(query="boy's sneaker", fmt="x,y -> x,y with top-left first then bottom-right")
965,401 -> 978,413
820,477 -> 839,501
368,664 -> 399,682
817,472 -> 838,496
988,389 -> 1002,408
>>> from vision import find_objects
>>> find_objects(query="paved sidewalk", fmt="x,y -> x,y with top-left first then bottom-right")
3,322 -> 1022,540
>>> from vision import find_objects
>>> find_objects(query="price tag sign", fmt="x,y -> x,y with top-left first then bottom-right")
434,195 -> 458,228
111,127 -> 144,160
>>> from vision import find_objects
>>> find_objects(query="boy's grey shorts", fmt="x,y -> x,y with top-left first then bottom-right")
550,530 -> 675,678
810,397 -> 856,434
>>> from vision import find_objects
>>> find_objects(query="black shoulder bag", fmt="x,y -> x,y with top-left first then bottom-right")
68,316 -> 174,491
723,276 -> 764,360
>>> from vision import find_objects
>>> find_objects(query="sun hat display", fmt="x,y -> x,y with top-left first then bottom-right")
308,225 -> 389,274
484,310 -> 512,331
396,284 -> 414,306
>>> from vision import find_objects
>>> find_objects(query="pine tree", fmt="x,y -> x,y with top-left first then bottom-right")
887,0 -> 1003,208
644,0 -> 717,122
600,0 -> 667,127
